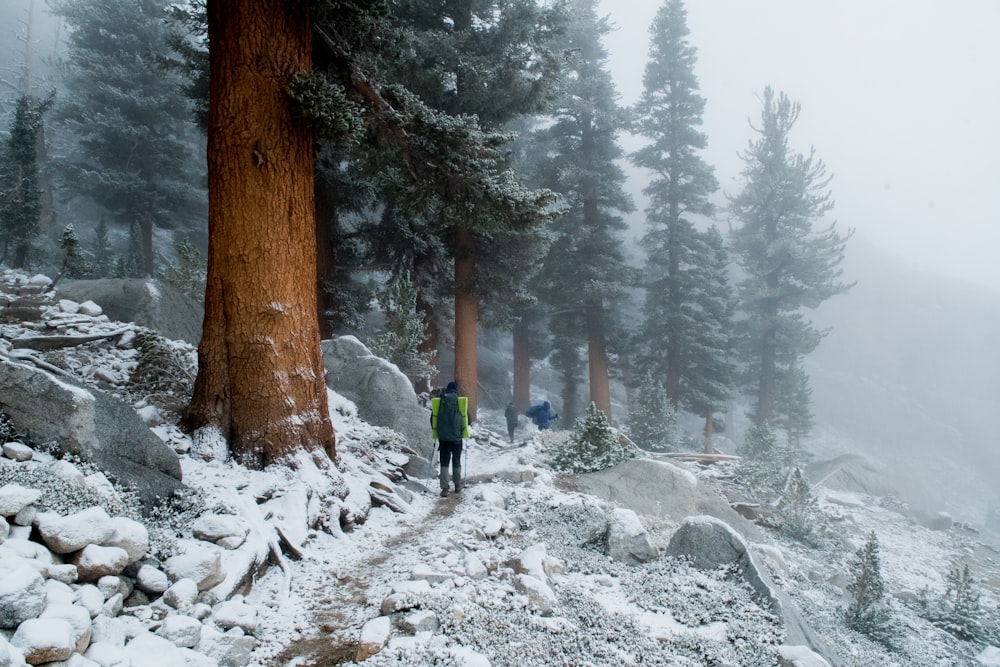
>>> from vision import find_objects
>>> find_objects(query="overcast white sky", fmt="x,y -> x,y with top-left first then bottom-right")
598,0 -> 1000,292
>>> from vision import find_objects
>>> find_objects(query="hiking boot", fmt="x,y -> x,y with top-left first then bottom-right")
439,488 -> 449,498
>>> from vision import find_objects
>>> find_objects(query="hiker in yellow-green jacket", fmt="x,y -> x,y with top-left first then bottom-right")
430,381 -> 470,497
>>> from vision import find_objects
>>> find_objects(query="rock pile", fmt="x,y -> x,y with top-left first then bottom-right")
0,443 -> 258,667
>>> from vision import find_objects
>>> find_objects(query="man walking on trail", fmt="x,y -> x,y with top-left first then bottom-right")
504,401 -> 519,442
431,381 -> 470,497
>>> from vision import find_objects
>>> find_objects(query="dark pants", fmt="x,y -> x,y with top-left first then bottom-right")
507,422 -> 516,441
438,439 -> 463,490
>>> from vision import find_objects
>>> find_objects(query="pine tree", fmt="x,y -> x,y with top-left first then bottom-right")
366,0 -> 564,415
775,360 -> 815,457
777,467 -> 818,541
631,0 -> 720,410
91,218 -> 112,278
628,373 -> 679,452
49,0 -> 206,277
548,401 -> 635,473
737,421 -> 785,498
0,93 -> 53,269
532,0 -> 634,421
679,226 -> 735,447
728,87 -> 853,426
368,273 -> 436,385
845,531 -> 896,646
937,564 -> 983,641
55,223 -> 87,282
163,236 -> 205,302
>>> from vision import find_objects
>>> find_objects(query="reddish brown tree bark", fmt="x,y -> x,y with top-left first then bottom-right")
512,318 -> 530,410
183,0 -> 336,467
586,298 -> 612,419
453,226 -> 478,421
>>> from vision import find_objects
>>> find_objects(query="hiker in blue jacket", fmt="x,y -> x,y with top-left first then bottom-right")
526,400 -> 558,431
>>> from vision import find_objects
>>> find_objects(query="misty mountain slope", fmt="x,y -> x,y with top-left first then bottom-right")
806,235 -> 1000,522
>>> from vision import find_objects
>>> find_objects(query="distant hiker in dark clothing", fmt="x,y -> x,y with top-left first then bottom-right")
504,402 -> 519,442
430,381 -> 470,497
526,400 -> 558,431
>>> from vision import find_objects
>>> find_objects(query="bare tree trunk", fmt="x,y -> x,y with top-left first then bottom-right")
139,216 -> 155,278
586,298 -> 611,419
184,0 -> 336,467
314,173 -> 336,340
512,318 -> 530,410
454,226 -> 478,421
703,414 -> 714,454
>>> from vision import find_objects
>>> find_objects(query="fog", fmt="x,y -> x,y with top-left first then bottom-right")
600,0 -> 1000,293
599,0 -> 1000,521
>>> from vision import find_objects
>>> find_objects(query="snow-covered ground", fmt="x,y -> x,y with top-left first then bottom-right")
3,269 -> 1000,666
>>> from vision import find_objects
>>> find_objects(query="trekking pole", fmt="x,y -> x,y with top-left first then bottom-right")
463,438 -> 470,488
424,443 -> 437,493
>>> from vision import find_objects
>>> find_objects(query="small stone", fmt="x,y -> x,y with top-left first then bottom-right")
1,442 -> 33,462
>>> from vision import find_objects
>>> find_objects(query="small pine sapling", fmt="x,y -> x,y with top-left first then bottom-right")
935,564 -> 983,641
845,531 -> 897,647
737,421 -> 786,499
627,373 -> 680,452
776,468 -> 819,541
367,273 -> 436,386
547,402 -> 635,474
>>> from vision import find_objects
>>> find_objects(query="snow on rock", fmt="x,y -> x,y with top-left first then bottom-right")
191,514 -> 249,545
156,614 -> 203,648
606,507 -> 659,565
211,597 -> 258,634
104,516 -> 149,564
514,573 -> 558,615
10,616 -> 76,663
41,602 -> 93,652
37,507 -> 116,554
0,483 -> 40,516
70,544 -> 130,582
776,644 -> 833,667
78,300 -> 103,317
1,442 -> 33,462
136,564 -> 170,594
162,545 -> 224,591
357,615 -> 392,661
979,646 -> 1000,667
666,514 -> 781,613
163,578 -> 200,610
0,561 -> 46,628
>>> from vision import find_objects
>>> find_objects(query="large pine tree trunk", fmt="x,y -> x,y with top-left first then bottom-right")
183,0 -> 336,467
139,216 -> 155,278
512,318 -> 530,410
586,298 -> 612,419
454,226 -> 478,421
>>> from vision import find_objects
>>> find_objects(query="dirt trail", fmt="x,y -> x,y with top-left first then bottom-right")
270,491 -> 467,665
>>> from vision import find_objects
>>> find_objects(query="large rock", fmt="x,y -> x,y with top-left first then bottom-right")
0,356 -> 183,508
0,562 -> 45,628
579,458 -> 762,540
606,508 -> 658,565
321,336 -> 430,456
665,515 -> 780,614
55,278 -> 203,344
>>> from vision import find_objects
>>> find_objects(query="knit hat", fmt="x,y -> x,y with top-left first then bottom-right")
446,381 -> 458,393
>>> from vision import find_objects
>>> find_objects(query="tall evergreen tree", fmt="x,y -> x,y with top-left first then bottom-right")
181,2 -> 562,467
679,226 -> 735,448
49,0 -> 206,277
845,531 -> 896,646
0,93 -> 53,269
533,0 -> 634,420
368,0 -> 564,418
728,87 -> 853,426
630,0 -> 719,411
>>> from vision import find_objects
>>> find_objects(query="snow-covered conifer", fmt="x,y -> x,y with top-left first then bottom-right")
548,402 -> 635,474
845,531 -> 896,647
